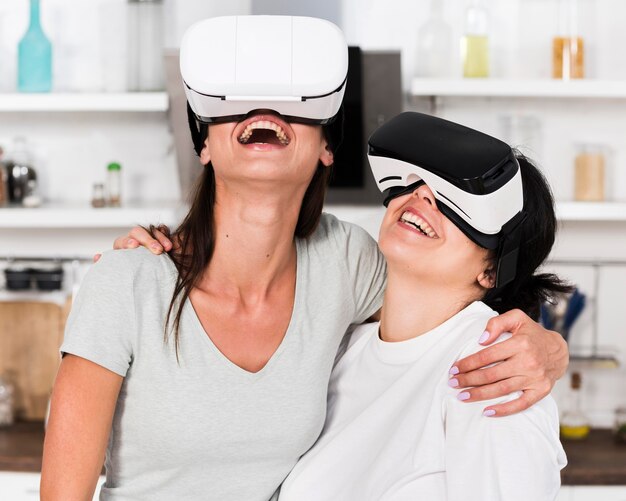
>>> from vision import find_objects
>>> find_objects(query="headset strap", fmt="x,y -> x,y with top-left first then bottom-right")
494,211 -> 528,288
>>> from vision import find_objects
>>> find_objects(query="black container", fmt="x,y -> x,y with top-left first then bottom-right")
32,263 -> 64,291
5,266 -> 32,290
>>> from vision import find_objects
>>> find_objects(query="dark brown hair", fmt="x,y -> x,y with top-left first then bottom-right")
482,153 -> 573,320
152,108 -> 339,359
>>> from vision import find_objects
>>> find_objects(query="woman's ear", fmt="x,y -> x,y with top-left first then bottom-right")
320,143 -> 334,167
477,268 -> 496,289
199,136 -> 211,165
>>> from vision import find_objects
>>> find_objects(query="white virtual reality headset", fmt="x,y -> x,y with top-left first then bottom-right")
368,112 -> 527,288
180,15 -> 349,125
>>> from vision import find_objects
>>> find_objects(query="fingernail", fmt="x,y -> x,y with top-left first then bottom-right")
457,391 -> 471,401
150,243 -> 162,251
478,331 -> 490,344
128,239 -> 137,246
449,366 -> 459,376
483,409 -> 497,417
448,378 -> 459,388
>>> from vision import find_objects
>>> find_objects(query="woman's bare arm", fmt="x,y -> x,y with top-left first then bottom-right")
41,355 -> 123,501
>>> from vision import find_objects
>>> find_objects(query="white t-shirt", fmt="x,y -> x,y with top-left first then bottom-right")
279,301 -> 567,501
60,214 -> 386,501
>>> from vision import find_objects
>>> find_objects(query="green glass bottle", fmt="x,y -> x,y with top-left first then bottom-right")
18,0 -> 53,92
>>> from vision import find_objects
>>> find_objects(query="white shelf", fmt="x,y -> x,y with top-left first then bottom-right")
0,289 -> 71,306
557,202 -> 626,221
0,92 -> 168,112
410,78 -> 626,99
0,201 -> 186,229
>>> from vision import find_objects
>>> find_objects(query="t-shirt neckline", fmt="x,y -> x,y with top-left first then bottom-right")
183,238 -> 303,380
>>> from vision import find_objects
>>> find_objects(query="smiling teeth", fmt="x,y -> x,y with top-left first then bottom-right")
400,211 -> 438,238
238,120 -> 290,145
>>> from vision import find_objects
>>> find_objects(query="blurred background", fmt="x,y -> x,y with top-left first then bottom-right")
0,1 -> 625,499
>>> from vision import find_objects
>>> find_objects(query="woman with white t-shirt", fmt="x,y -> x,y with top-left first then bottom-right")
279,115 -> 569,501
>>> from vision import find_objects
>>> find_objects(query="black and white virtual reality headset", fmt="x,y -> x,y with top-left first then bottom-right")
368,112 -> 527,288
180,15 -> 349,125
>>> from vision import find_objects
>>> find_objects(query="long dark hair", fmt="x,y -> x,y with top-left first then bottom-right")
153,107 -> 340,359
482,153 -> 573,320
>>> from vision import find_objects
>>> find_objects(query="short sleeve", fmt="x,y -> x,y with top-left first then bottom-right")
339,221 -> 387,324
60,250 -> 137,377
443,335 -> 567,500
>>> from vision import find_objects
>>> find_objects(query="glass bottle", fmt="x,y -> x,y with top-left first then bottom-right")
0,375 -> 15,427
18,0 -> 53,93
560,372 -> 590,440
107,162 -> 122,207
0,147 -> 9,207
416,0 -> 453,78
461,0 -> 490,78
127,0 -> 164,91
553,0 -> 584,79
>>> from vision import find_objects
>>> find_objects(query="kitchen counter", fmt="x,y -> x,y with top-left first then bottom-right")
561,429 -> 626,485
0,421 -> 44,472
1,423 -> 626,484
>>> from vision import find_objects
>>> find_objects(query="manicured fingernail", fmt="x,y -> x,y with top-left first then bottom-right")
448,378 -> 459,388
483,409 -> 497,417
457,391 -> 471,401
479,331 -> 490,344
449,366 -> 459,376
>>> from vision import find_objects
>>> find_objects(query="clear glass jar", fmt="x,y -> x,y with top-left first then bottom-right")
574,143 -> 606,202
127,0 -> 164,91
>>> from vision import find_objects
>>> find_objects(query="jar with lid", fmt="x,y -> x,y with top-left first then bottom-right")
107,162 -> 122,207
0,375 -> 15,427
127,0 -> 164,91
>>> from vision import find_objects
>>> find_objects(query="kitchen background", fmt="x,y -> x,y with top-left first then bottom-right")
0,0 -> 625,499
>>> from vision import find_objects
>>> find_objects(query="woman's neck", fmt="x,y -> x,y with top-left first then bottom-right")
379,268 -> 479,343
202,178 -> 307,300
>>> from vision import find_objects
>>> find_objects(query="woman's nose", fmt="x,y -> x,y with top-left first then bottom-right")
413,183 -> 436,206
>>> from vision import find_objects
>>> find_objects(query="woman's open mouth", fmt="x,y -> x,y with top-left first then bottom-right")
238,117 -> 291,146
399,210 -> 439,238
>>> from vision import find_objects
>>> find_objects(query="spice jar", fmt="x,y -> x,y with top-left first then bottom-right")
91,183 -> 106,208
107,162 -> 122,207
574,144 -> 606,202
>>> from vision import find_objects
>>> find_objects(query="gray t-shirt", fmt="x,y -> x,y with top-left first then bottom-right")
60,213 -> 386,501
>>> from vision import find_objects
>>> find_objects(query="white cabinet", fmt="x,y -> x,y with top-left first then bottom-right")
0,472 -> 104,500
571,486 -> 626,501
